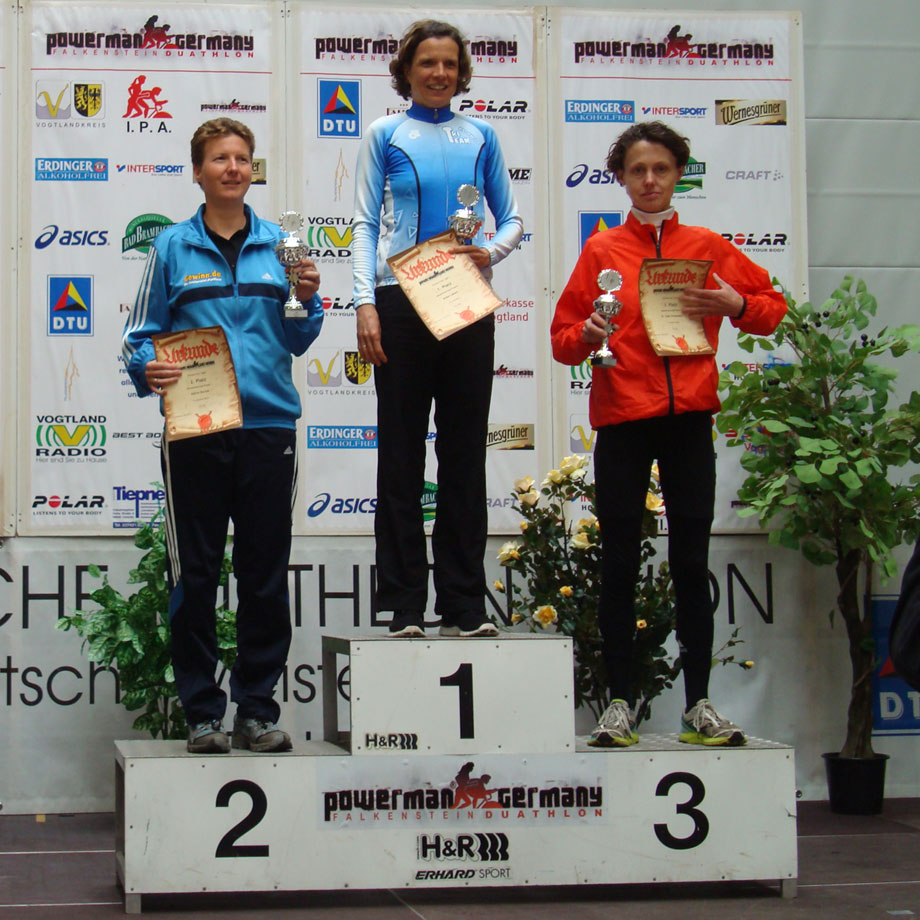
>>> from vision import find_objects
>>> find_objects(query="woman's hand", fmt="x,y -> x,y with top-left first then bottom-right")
145,360 -> 182,396
291,258 -> 321,301
581,311 -> 610,345
356,303 -> 387,366
448,244 -> 491,269
680,273 -> 744,319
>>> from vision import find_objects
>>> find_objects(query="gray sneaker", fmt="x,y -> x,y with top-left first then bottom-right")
680,699 -> 746,746
231,716 -> 292,753
588,699 -> 638,747
187,719 -> 230,754
439,611 -> 500,637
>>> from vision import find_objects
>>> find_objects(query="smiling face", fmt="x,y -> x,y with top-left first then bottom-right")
193,133 -> 252,208
616,140 -> 683,213
405,36 -> 460,109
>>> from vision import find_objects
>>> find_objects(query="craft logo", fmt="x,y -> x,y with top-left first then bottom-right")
112,484 -> 165,528
303,221 -> 353,259
344,352 -> 372,385
487,423 -> 534,450
44,15 -> 256,58
35,225 -> 109,249
641,104 -> 707,118
35,415 -> 107,460
579,212 -> 623,249
570,360 -> 592,393
721,231 -> 787,253
116,162 -> 185,175
314,35 -> 399,60
122,213 -> 173,256
319,81 -> 360,139
572,25 -> 775,67
566,164 -> 616,188
457,99 -> 528,120
307,492 -> 376,517
725,168 -> 784,182
322,760 -> 604,825
570,416 -> 596,452
48,276 -> 93,336
494,365 -> 534,380
307,426 -> 378,449
675,158 -> 706,196
417,833 -> 510,865
35,81 -> 104,124
200,99 -> 267,114
35,158 -> 108,181
564,100 -> 634,123
715,99 -> 786,126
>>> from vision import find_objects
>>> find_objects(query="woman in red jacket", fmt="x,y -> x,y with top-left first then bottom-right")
551,121 -> 786,747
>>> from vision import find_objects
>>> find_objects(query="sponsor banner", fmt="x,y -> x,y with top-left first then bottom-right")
715,99 -> 787,126
872,595 -> 920,736
487,423 -> 535,451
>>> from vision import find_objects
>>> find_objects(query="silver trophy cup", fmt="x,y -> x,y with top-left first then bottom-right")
591,269 -> 623,368
275,211 -> 309,319
448,184 -> 482,243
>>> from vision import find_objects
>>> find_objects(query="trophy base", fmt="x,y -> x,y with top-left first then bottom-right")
284,304 -> 306,319
591,355 -> 617,368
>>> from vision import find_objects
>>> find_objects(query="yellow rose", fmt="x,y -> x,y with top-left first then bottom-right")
636,619 -> 648,629
542,469 -> 565,486
742,659 -> 755,670
645,492 -> 664,513
493,579 -> 505,593
533,605 -> 558,627
577,516 -> 598,532
520,521 -> 529,532
520,489 -> 540,507
650,463 -> 660,484
571,531 -> 594,551
497,541 -> 521,563
558,454 -> 588,477
511,612 -> 524,624
514,475 -> 535,494
559,585 -> 573,597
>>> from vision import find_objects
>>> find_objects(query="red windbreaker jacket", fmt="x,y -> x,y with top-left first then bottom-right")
551,211 -> 787,429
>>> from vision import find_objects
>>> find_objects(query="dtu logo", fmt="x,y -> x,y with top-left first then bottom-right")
48,276 -> 93,336
318,81 -> 360,138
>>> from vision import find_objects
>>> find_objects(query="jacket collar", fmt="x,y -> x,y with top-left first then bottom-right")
625,208 -> 680,241
186,204 -> 273,245
406,101 -> 454,123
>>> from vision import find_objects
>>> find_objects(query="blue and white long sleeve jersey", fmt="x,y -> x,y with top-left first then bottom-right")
122,204 -> 323,429
352,101 -> 523,306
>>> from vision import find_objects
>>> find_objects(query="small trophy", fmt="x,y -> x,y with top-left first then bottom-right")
275,211 -> 309,319
591,269 -> 623,367
448,184 -> 482,243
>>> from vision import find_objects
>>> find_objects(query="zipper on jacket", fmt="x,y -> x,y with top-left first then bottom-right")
654,222 -> 676,415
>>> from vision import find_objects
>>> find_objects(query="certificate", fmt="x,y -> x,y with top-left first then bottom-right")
152,325 -> 243,441
387,230 -> 503,340
638,259 -> 715,356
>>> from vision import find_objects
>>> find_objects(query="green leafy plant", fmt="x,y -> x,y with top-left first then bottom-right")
57,515 -> 236,740
717,275 -> 920,759
496,455 -> 750,725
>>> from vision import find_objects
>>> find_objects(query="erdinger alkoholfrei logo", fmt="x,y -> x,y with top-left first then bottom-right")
572,24 -> 775,65
48,276 -> 93,336
318,80 -> 360,138
579,212 -> 623,250
322,760 -> 604,824
564,99 -> 634,123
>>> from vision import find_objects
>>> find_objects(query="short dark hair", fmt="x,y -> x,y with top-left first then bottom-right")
190,118 -> 255,168
389,20 -> 472,100
606,121 -> 691,175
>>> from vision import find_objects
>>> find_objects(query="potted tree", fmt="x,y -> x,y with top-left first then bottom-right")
716,275 -> 920,813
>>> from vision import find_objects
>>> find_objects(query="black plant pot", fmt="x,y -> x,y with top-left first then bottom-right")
822,752 -> 890,815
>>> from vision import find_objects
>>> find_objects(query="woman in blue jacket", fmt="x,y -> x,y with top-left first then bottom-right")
353,20 -> 523,638
122,118 -> 323,753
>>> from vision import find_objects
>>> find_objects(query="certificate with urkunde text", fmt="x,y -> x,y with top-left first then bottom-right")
387,230 -> 503,340
152,325 -> 243,441
638,258 -> 715,356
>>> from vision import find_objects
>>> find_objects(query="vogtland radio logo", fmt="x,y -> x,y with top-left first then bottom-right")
318,80 -> 360,138
48,276 -> 93,335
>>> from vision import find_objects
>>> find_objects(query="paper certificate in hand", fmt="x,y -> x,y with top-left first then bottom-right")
638,258 -> 715,356
152,325 -> 243,441
387,230 -> 502,340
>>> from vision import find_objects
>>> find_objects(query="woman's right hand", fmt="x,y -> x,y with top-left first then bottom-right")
145,360 -> 182,396
356,303 -> 387,366
581,311 -> 610,345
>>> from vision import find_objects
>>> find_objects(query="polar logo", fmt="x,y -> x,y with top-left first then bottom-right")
35,225 -> 109,248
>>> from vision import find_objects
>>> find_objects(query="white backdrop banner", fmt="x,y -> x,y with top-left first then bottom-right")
547,9 -> 806,532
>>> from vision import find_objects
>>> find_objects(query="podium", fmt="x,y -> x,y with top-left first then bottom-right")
115,634 -> 798,912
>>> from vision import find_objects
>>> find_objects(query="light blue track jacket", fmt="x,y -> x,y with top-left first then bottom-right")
122,204 -> 323,429
352,101 -> 523,306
